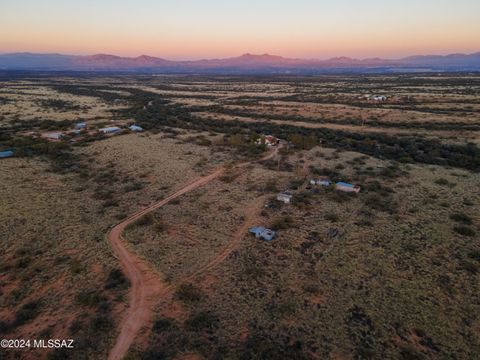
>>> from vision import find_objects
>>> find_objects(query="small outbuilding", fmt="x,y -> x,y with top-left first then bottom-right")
366,95 -> 387,101
0,150 -> 14,159
249,227 -> 276,241
44,132 -> 64,140
256,134 -> 279,147
335,182 -> 361,193
75,122 -> 86,130
277,192 -> 293,204
310,179 -> 332,187
129,125 -> 143,132
100,126 -> 121,134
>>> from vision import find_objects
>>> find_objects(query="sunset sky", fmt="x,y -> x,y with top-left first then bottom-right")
1,0 -> 479,60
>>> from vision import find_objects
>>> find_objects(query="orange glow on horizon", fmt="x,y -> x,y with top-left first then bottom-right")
1,0 -> 479,60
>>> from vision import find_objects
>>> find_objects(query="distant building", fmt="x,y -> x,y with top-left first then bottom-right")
74,122 -> 86,130
249,227 -> 276,241
366,95 -> 387,101
113,99 -> 123,104
100,127 -> 121,134
310,179 -> 332,187
44,132 -> 64,140
276,192 -> 293,204
256,134 -> 279,147
335,182 -> 361,193
265,135 -> 279,146
0,150 -> 14,159
129,125 -> 143,132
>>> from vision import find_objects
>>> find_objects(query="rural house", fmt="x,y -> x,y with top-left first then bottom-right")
335,182 -> 361,193
277,192 -> 293,204
43,132 -> 64,140
249,227 -> 276,241
100,126 -> 121,134
0,150 -> 14,159
256,134 -> 279,147
366,95 -> 387,101
310,179 -> 332,187
75,122 -> 86,130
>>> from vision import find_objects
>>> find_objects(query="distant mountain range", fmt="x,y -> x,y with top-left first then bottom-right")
1,52 -> 479,74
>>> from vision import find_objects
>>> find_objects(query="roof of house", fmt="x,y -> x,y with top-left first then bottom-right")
0,150 -> 14,158
249,226 -> 276,240
336,182 -> 355,188
45,132 -> 64,138
250,226 -> 267,234
101,126 -> 121,132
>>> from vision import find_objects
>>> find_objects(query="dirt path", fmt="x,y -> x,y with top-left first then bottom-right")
182,197 -> 263,283
107,148 -> 279,360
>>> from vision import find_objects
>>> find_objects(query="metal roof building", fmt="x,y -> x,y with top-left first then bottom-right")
277,192 -> 293,204
0,150 -> 14,158
249,226 -> 276,241
335,182 -> 361,193
129,125 -> 143,132
44,132 -> 64,140
100,127 -> 121,134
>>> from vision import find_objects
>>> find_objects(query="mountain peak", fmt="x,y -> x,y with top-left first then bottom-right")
327,56 -> 357,62
87,54 -> 122,60
1,51 -> 479,72
237,53 -> 285,61
136,55 -> 157,61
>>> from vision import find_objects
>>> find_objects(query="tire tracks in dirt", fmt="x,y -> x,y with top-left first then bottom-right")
107,148 -> 279,360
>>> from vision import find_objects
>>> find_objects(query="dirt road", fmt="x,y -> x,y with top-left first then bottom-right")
107,148 -> 279,360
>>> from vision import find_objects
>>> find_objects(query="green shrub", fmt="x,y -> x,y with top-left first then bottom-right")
135,213 -> 154,227
14,300 -> 41,326
276,299 -> 297,317
185,311 -> 218,331
14,256 -> 32,269
154,220 -> 167,232
271,216 -> 295,230
105,269 -> 129,289
324,212 -> 339,222
293,191 -> 313,208
435,178 -> 451,186
0,321 -> 10,333
152,318 -> 174,333
89,313 -> 113,332
453,226 -> 476,237
364,194 -> 397,214
69,259 -> 83,274
399,344 -> 426,360
263,179 -> 278,192
124,181 -> 144,192
460,260 -> 479,275
469,250 -> 480,262
450,212 -> 472,225
288,178 -> 305,190
75,289 -> 105,307
175,283 -> 203,304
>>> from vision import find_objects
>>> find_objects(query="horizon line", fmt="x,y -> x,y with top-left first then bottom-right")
1,50 -> 480,62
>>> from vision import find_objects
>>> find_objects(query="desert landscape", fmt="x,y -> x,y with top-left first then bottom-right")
1,74 -> 479,360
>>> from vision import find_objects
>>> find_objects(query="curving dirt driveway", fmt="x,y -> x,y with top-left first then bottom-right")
107,147 -> 279,360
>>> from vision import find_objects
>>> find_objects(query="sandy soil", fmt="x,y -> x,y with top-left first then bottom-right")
107,147 -> 280,359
